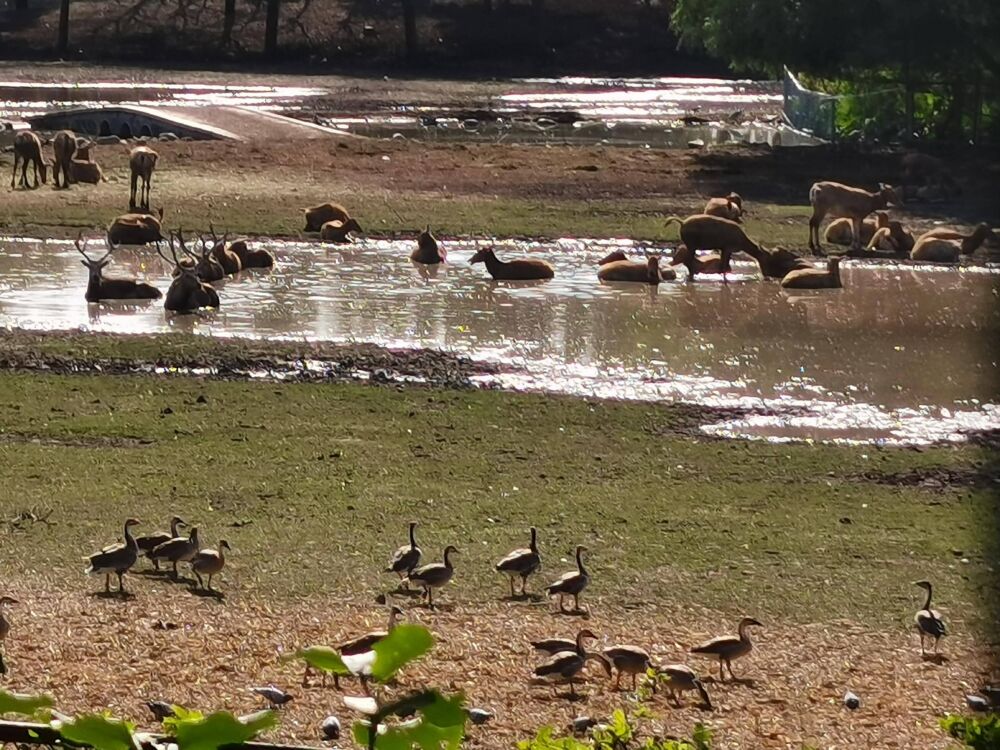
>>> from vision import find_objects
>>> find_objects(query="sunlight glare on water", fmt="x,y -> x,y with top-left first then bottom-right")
0,236 -> 997,446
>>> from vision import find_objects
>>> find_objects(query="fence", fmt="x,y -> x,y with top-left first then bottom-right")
782,67 -> 838,141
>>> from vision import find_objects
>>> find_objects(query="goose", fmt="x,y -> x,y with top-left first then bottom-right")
136,516 -> 186,570
545,545 -> 589,613
780,257 -> 842,290
411,227 -> 446,264
532,628 -> 599,697
913,580 -> 946,655
530,636 -> 579,656
405,545 -> 459,608
84,518 -> 141,594
150,526 -> 200,579
656,664 -> 712,708
599,645 -> 655,691
387,522 -> 422,584
495,527 -> 542,596
305,605 -> 406,690
690,617 -> 762,681
190,540 -> 231,591
469,247 -> 554,281
321,715 -> 342,740
146,700 -> 177,721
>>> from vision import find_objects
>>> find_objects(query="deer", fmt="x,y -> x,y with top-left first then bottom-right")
808,181 -> 900,253
52,130 -> 77,189
320,218 -> 363,243
69,159 -> 106,184
74,233 -> 162,303
171,229 -> 225,282
129,146 -> 159,210
204,225 -> 243,275
10,131 -> 48,190
303,202 -> 358,232
108,208 -> 165,245
227,239 -> 275,269
156,233 -> 221,313
703,192 -> 743,222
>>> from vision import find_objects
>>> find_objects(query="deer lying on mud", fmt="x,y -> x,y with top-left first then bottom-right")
171,229 -> 225,282
780,256 -> 843,290
909,223 -> 994,263
205,226 -> 242,275
824,210 -> 889,247
156,233 -> 221,313
108,208 -> 165,245
597,255 -> 665,284
865,221 -> 915,257
469,246 -> 555,280
70,158 -> 105,185
75,233 -> 161,302
303,202 -> 360,232
129,146 -> 158,210
10,132 -> 48,190
703,192 -> 743,222
808,181 -> 900,252
52,130 -> 76,189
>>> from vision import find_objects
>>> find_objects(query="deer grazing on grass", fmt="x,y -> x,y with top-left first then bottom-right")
171,229 -> 225,282
10,132 -> 48,190
808,181 -> 900,253
74,233 -> 162,303
205,225 -> 243,275
52,130 -> 77,189
156,233 -> 221,313
108,208 -> 165,245
129,146 -> 158,210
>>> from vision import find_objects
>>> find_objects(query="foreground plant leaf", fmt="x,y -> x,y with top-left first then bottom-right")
57,712 -> 137,750
370,624 -> 434,682
352,690 -> 465,750
284,645 -> 351,676
0,689 -> 54,718
170,709 -> 278,750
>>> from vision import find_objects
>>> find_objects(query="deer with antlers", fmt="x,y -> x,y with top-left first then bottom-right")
129,146 -> 159,211
205,225 -> 243,275
169,229 -> 225,282
156,232 -> 221,313
74,234 -> 162,302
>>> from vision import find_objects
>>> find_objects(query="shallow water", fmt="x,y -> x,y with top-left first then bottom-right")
1,236 -> 997,445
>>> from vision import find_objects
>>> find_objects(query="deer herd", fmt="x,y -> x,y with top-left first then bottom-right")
6,130 -> 997,309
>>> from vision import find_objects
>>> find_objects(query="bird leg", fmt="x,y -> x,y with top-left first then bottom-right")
207,574 -> 214,591
718,659 -> 725,682
919,632 -> 926,656
302,667 -> 312,687
614,671 -> 622,691
568,679 -> 577,698
631,672 -> 638,691
521,576 -> 529,596
104,574 -> 111,593
117,571 -> 126,595
195,572 -> 205,590
172,561 -> 179,579
726,659 -> 737,681
573,593 -> 580,612
427,588 -> 434,609
509,577 -> 515,598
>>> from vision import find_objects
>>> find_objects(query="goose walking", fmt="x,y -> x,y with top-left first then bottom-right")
190,540 -> 231,591
913,580 -> 946,655
387,522 -> 422,585
600,645 -> 652,691
136,516 -> 186,570
151,526 -> 200,579
532,628 -> 599,698
405,545 -> 459,609
495,527 -> 542,597
84,518 -> 141,594
690,617 -> 762,681
545,545 -> 589,613
656,664 -> 712,708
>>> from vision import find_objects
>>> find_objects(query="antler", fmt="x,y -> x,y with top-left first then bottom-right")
175,228 -> 198,260
74,233 -> 111,264
157,231 -> 182,267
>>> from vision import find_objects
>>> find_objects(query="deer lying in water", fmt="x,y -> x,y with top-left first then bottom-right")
808,181 -> 900,252
10,132 -> 48,189
598,255 -> 664,284
320,218 -> 363,243
156,233 -> 220,313
227,238 -> 275,269
781,257 -> 843,289
599,250 -> 676,281
411,227 -> 446,264
108,208 -> 165,245
129,146 -> 158,210
469,246 -> 554,280
172,230 -> 225,282
909,223 -> 994,263
303,202 -> 359,232
703,192 -> 743,222
205,225 -> 242,275
669,244 -> 730,276
52,130 -> 76,189
75,233 -> 162,302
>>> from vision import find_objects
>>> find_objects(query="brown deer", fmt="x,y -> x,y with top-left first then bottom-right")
411,226 -> 446,264
320,218 -> 363,243
597,256 -> 663,284
469,246 -> 555,280
156,233 -> 221,313
205,225 -> 243,275
303,202 -> 357,232
108,208 -> 165,245
129,146 -> 159,210
669,244 -> 730,276
703,192 -> 743,222
52,130 -> 77,189
227,239 -> 275,269
808,182 -> 900,252
74,233 -> 162,303
171,229 -> 225,282
69,159 -> 106,184
10,132 -> 48,190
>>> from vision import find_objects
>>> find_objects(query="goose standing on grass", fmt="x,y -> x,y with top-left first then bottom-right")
656,664 -> 712,708
600,645 -> 653,691
495,527 -> 542,597
405,545 -> 459,609
136,516 -> 186,570
545,545 -> 589,613
151,526 -> 200,579
190,540 -> 231,591
85,518 -> 141,594
387,522 -> 422,585
469,247 -> 555,281
0,596 -> 15,677
913,580 -> 946,655
690,617 -> 762,681
532,628 -> 599,698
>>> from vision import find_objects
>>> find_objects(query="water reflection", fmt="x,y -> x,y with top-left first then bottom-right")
0,235 -> 997,445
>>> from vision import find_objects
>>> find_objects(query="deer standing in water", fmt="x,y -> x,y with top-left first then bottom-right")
129,146 -> 158,210
74,234 -> 162,303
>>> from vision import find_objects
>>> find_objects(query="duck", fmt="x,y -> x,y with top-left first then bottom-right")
469,246 -> 554,280
913,580 -> 946,655
670,244 -> 730,277
495,527 -> 542,597
545,545 -> 589,613
600,645 -> 652,691
135,516 -> 186,570
150,526 -> 201,579
84,518 -> 141,594
656,664 -> 712,708
405,545 -> 459,608
532,628 -> 599,698
690,617 -> 763,681
190,540 -> 231,591
410,226 -> 446,264
387,521 -> 422,584
597,256 -> 670,284
780,256 -> 842,290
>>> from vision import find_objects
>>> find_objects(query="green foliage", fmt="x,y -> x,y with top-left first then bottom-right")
518,710 -> 712,750
56,712 -> 137,750
370,623 -> 434,683
0,689 -> 54,718
941,713 -> 1000,749
167,709 -> 277,750
351,690 -> 466,750
284,645 -> 351,677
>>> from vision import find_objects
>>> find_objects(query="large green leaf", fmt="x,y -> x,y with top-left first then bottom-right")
370,624 -> 434,682
0,689 -> 54,717
352,690 -> 466,750
57,712 -> 137,750
284,645 -> 351,675
170,709 -> 278,750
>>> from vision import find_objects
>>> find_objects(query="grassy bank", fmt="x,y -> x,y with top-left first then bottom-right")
0,332 -> 996,634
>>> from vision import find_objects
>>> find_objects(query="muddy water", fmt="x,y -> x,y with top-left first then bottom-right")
0,236 -> 997,445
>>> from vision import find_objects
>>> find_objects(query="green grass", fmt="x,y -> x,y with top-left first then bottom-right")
0,334 -> 995,633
